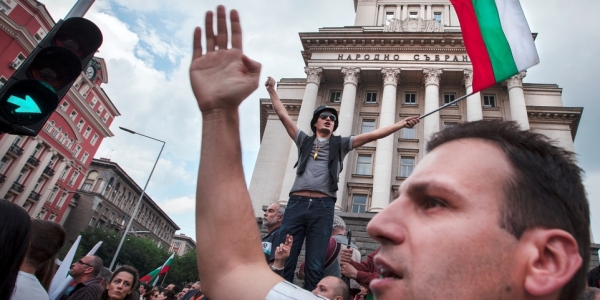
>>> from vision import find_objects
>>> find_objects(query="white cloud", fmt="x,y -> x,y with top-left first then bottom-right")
160,196 -> 196,215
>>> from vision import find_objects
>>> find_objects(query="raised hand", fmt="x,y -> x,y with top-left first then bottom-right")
402,115 -> 420,128
265,76 -> 276,92
190,6 -> 261,113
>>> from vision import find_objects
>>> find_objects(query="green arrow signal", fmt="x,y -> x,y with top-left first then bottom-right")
7,95 -> 42,114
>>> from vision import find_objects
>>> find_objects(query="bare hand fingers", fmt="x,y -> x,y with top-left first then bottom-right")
205,11 -> 215,52
191,27 -> 203,61
216,5 -> 228,50
230,9 -> 242,50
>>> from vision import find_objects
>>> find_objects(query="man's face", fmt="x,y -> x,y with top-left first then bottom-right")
367,139 -> 523,300
312,276 -> 341,300
166,284 -> 175,291
314,110 -> 336,135
263,203 -> 281,228
69,256 -> 94,278
192,282 -> 201,290
139,285 -> 146,294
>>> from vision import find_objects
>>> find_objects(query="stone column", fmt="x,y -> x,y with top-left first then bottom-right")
335,68 -> 361,209
426,5 -> 432,20
420,5 -> 425,19
506,72 -> 529,130
370,68 -> 400,212
444,5 -> 451,26
15,145 -> 53,206
0,135 -> 17,158
378,5 -> 385,26
423,69 -> 443,144
402,5 -> 408,20
395,5 -> 401,19
0,138 -> 39,198
463,70 -> 483,121
278,67 -> 324,204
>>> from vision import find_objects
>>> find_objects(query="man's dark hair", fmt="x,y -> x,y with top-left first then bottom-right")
427,120 -> 590,300
88,256 -> 104,277
28,220 -> 66,290
0,199 -> 31,300
583,287 -> 600,300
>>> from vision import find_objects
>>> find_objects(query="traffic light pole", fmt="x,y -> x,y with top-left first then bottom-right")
65,0 -> 95,19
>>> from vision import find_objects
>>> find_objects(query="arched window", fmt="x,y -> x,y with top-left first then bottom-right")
59,132 -> 68,143
66,139 -> 74,148
103,177 -> 114,196
54,127 -> 62,138
45,120 -> 55,132
87,170 -> 99,180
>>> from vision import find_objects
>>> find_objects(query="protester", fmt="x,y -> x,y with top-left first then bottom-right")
312,276 -> 348,300
266,66 -> 417,291
181,281 -> 203,300
331,215 -> 362,296
583,287 -> 600,300
12,219 -> 58,300
158,290 -> 176,300
0,199 -> 31,300
262,202 -> 284,263
61,255 -> 104,300
339,247 -> 378,296
138,283 -> 150,300
98,267 -> 113,289
191,5 -> 589,300
589,263 -> 600,288
164,284 -> 179,294
146,288 -> 159,300
99,265 -> 139,300
176,284 -> 191,299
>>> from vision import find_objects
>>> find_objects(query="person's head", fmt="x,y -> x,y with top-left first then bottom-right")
583,287 -> 600,300
191,281 -> 201,290
139,283 -> 150,295
26,219 -> 66,290
147,288 -> 159,299
332,215 -> 346,236
69,255 -> 103,282
158,289 -> 175,300
311,105 -> 338,135
165,284 -> 178,293
367,120 -> 589,300
0,199 -> 31,300
312,276 -> 348,300
263,202 -> 284,231
97,267 -> 113,288
101,265 -> 139,300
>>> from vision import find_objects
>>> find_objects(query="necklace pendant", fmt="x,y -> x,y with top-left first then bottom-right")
313,152 -> 318,159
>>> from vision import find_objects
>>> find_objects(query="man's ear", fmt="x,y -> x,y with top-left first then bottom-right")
521,228 -> 582,296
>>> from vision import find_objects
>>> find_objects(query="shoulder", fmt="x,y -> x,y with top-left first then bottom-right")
265,281 -> 329,300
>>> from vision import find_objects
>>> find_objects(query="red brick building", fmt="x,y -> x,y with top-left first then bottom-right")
0,0 -> 119,223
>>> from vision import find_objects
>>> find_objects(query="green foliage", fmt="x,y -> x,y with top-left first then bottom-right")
165,249 -> 199,287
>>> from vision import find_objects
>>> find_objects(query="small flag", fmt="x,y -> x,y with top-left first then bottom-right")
451,0 -> 539,92
139,267 -> 161,285
140,253 -> 175,286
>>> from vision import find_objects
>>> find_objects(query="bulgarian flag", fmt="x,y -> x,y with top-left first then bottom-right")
139,253 -> 175,286
139,267 -> 161,285
451,0 -> 539,92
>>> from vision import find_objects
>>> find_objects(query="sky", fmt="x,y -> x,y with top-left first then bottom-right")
40,0 -> 600,244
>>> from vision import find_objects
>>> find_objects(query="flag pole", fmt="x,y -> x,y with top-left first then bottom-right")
419,92 -> 474,119
160,271 -> 169,287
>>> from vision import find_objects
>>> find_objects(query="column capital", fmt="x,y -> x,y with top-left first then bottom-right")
382,68 -> 400,87
304,67 -> 323,85
423,68 -> 443,87
504,71 -> 527,90
341,67 -> 360,86
462,69 -> 473,88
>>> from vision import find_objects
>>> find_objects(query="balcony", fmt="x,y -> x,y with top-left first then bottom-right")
10,182 -> 25,193
0,174 -> 6,184
42,167 -> 55,177
7,145 -> 24,157
27,156 -> 40,167
28,191 -> 42,201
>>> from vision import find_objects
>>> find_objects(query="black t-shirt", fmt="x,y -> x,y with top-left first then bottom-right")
262,227 -> 281,263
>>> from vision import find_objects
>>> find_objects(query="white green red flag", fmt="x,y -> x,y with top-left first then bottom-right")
158,253 -> 175,276
451,0 -> 539,92
139,266 -> 161,285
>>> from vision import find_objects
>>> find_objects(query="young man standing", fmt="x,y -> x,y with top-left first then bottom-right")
265,77 -> 418,290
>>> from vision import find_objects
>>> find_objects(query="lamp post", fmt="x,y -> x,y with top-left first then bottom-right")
109,126 -> 165,271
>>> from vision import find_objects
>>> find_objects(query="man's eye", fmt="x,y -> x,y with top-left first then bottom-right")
421,196 -> 445,209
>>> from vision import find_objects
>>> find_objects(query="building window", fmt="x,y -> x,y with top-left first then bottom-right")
95,203 -> 102,212
53,127 -> 62,138
81,152 -> 89,164
61,101 -> 69,111
365,91 -> 378,104
96,221 -> 103,228
409,11 -> 418,19
91,134 -> 99,146
59,133 -> 68,144
68,171 -> 79,186
56,192 -> 68,208
60,166 -> 70,180
109,212 -> 115,221
400,157 -> 415,178
70,110 -> 77,120
329,91 -> 341,103
433,12 -> 442,26
444,121 -> 458,128
386,11 -> 395,25
48,213 -> 57,222
401,127 -> 416,139
82,183 -> 92,191
0,157 -> 10,172
351,194 -> 368,213
0,76 -> 7,89
404,92 -> 417,105
103,114 -> 110,123
74,145 -> 82,157
36,209 -> 48,220
361,119 -> 375,134
89,217 -> 96,226
96,106 -> 104,115
84,127 -> 92,138
483,95 -> 496,107
103,208 -> 109,216
44,120 -> 55,132
356,154 -> 372,175
444,94 -> 456,106
90,97 -> 98,107
67,139 -> 74,148
87,170 -> 98,180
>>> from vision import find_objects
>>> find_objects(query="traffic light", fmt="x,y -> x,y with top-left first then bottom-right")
0,17 -> 102,136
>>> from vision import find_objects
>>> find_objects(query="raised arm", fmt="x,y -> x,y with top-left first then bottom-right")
190,6 -> 281,299
352,116 -> 419,148
265,76 -> 298,140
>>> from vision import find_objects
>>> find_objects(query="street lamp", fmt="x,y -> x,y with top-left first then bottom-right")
109,126 -> 165,270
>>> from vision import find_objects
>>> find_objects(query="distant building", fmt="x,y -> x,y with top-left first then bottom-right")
170,234 -> 196,256
62,158 -> 179,249
0,0 -> 119,222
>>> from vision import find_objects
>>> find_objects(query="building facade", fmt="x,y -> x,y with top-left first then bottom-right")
0,0 -> 119,222
63,158 -> 179,249
169,234 -> 196,256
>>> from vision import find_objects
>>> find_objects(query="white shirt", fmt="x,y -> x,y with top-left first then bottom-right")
11,271 -> 49,300
265,281 -> 329,300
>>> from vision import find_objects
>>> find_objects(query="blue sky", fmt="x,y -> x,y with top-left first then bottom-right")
42,0 -> 600,245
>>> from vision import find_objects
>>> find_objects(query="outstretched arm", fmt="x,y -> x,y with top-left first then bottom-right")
265,76 -> 298,140
191,6 -> 281,299
352,116 -> 419,148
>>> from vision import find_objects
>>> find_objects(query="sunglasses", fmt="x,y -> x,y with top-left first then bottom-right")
319,113 -> 336,122
76,260 -> 93,268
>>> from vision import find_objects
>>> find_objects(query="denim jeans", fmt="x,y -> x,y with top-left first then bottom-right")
278,195 -> 335,291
